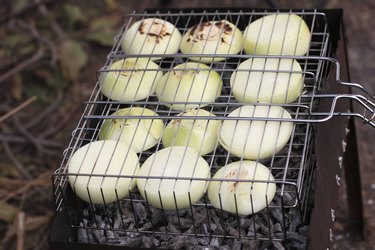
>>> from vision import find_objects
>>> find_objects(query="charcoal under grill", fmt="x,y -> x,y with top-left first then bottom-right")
49,8 -> 374,250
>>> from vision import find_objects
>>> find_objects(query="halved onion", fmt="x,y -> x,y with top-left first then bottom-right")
68,140 -> 140,204
180,20 -> 243,62
136,146 -> 210,210
243,14 -> 311,55
98,107 -> 163,153
99,58 -> 163,102
155,62 -> 222,110
208,161 -> 276,215
230,58 -> 303,104
121,18 -> 182,60
219,105 -> 293,160
162,109 -> 221,155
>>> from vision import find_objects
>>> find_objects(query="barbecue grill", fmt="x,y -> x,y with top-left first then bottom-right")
49,8 -> 374,250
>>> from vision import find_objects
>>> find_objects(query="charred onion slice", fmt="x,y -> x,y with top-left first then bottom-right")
180,20 -> 243,62
121,18 -> 182,60
208,161 -> 276,215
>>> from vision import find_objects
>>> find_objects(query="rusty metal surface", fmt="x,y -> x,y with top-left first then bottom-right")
309,15 -> 350,249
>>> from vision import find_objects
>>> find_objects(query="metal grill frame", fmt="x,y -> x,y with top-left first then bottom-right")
49,8 -> 366,250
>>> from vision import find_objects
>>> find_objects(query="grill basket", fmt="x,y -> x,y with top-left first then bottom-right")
49,8 -> 374,250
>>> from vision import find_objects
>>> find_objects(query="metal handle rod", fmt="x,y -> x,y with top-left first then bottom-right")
81,94 -> 374,128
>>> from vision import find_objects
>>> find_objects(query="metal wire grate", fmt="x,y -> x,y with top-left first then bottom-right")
51,9 -> 374,246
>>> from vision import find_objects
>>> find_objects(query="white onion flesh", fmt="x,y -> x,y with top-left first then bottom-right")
162,109 -> 221,155
68,140 -> 140,204
155,62 -> 222,110
136,146 -> 210,210
230,58 -> 303,104
99,58 -> 163,102
219,105 -> 293,160
98,107 -> 163,153
121,18 -> 182,60
208,161 -> 276,215
244,14 -> 311,56
180,20 -> 243,62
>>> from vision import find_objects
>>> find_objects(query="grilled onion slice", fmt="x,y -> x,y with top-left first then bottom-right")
180,20 -> 243,62
230,58 -> 304,104
155,62 -> 222,110
162,109 -> 221,155
99,58 -> 163,102
137,146 -> 210,210
208,161 -> 276,215
99,107 -> 163,153
219,105 -> 293,160
121,18 -> 182,60
244,14 -> 311,55
68,140 -> 140,204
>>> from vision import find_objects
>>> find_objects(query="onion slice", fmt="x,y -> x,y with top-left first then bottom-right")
230,58 -> 304,104
155,62 -> 222,110
68,140 -> 140,204
162,109 -> 221,155
180,20 -> 243,62
98,107 -> 163,153
121,18 -> 182,60
99,58 -> 163,102
219,105 -> 293,160
208,161 -> 276,215
244,14 -> 311,55
136,146 -> 210,210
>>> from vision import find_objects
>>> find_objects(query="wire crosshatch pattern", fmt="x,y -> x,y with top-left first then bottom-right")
52,10 -> 375,245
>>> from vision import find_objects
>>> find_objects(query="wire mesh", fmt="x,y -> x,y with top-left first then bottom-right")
51,9 -> 369,246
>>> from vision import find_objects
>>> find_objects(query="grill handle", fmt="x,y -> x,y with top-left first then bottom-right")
338,80 -> 375,100
330,94 -> 375,127
327,57 -> 375,126
331,56 -> 374,102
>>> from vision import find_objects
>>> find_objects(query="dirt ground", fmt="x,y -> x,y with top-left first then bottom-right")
0,0 -> 374,249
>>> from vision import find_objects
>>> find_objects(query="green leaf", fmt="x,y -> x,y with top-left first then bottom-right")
0,34 -> 29,48
0,48 -> 12,68
62,4 -> 86,28
34,69 -> 67,90
0,202 -> 18,222
89,16 -> 120,30
85,30 -> 116,46
18,43 -> 37,58
11,0 -> 30,14
104,0 -> 118,10
85,16 -> 120,47
24,84 -> 50,103
59,40 -> 88,81
11,74 -> 23,100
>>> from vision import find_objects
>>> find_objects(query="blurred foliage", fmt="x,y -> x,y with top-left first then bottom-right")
0,1 -> 128,249
59,39 -> 89,81
0,1 -> 123,97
